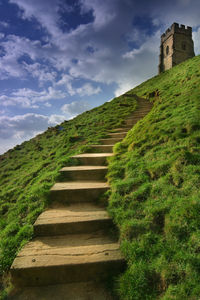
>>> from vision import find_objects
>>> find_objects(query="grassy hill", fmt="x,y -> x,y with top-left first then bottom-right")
1,55 -> 200,299
108,55 -> 200,299
0,92 -> 137,297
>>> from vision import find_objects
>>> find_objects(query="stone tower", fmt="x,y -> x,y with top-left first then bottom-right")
158,23 -> 195,74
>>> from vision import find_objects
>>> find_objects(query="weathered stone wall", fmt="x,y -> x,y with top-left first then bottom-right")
158,23 -> 195,73
173,32 -> 194,66
162,35 -> 173,71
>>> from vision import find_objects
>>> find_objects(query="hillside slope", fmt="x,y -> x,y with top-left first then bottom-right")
0,95 -> 137,296
108,55 -> 200,299
0,55 -> 200,299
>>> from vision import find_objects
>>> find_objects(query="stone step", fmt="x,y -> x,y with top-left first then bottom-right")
8,281 -> 114,300
100,137 -> 122,145
129,112 -> 151,117
136,102 -> 152,106
125,120 -> 141,126
133,108 -> 152,112
136,107 -> 150,111
125,119 -> 143,124
131,109 -> 151,115
60,166 -> 108,181
89,144 -> 114,153
108,132 -> 127,138
9,98 -> 152,297
134,107 -> 152,110
34,203 -> 113,236
50,181 -> 110,203
125,116 -> 150,125
126,112 -> 151,119
110,127 -> 132,133
11,233 -> 125,286
132,106 -> 151,110
136,103 -> 152,105
71,153 -> 114,166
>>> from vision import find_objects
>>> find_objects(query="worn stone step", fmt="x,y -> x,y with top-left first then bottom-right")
136,103 -> 152,105
130,110 -> 151,115
11,233 -> 125,286
108,132 -> 127,138
100,137 -> 122,145
60,166 -> 108,181
89,144 -> 114,153
110,127 -> 132,133
8,281 -> 114,300
135,107 -> 152,110
125,116 -> 150,125
125,120 -> 141,125
132,106 -> 151,110
50,181 -> 109,203
71,153 -> 114,166
128,112 -> 151,117
34,203 -> 113,236
125,118 -> 143,123
126,112 -> 151,119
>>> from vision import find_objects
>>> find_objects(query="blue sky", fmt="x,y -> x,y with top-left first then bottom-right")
0,0 -> 200,154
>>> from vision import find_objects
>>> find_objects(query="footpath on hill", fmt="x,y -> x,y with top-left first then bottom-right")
0,88 -> 138,298
8,97 -> 152,299
1,55 -> 200,299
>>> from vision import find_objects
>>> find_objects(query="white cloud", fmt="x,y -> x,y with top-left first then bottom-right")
39,86 -> 66,102
56,75 -> 101,96
0,21 -> 9,28
0,113 -> 49,139
114,30 -> 161,96
56,74 -> 76,96
23,62 -> 57,85
76,83 -> 101,96
44,102 -> 52,107
0,35 -> 55,82
0,112 -> 66,154
4,0 -> 200,96
0,95 -> 33,108
9,0 -> 61,37
6,0 -> 151,94
61,101 -> 90,118
80,0 -> 116,29
0,35 -> 41,79
0,87 -> 66,108
48,114 -> 66,124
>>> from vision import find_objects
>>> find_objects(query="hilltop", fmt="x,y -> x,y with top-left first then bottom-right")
1,55 -> 200,299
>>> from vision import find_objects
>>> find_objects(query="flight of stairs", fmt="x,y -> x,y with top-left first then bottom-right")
9,97 -> 152,300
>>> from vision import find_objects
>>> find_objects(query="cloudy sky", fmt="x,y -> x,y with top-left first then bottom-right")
0,0 -> 200,154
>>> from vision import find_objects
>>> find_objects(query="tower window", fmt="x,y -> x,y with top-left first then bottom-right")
182,42 -> 186,50
166,45 -> 169,55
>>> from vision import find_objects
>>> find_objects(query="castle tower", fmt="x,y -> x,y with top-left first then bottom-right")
158,23 -> 195,74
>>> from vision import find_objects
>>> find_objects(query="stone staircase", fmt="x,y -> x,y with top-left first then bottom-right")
9,97 -> 152,300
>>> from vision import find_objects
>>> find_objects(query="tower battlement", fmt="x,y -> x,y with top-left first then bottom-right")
161,23 -> 192,43
158,23 -> 195,74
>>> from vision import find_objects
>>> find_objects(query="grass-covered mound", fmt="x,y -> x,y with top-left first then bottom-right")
0,96 -> 138,295
108,55 -> 200,299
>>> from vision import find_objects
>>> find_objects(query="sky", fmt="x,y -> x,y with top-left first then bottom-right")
0,0 -> 200,154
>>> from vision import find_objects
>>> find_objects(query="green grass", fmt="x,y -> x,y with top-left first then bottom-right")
0,95 -> 137,296
107,55 -> 200,299
1,55 -> 200,299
